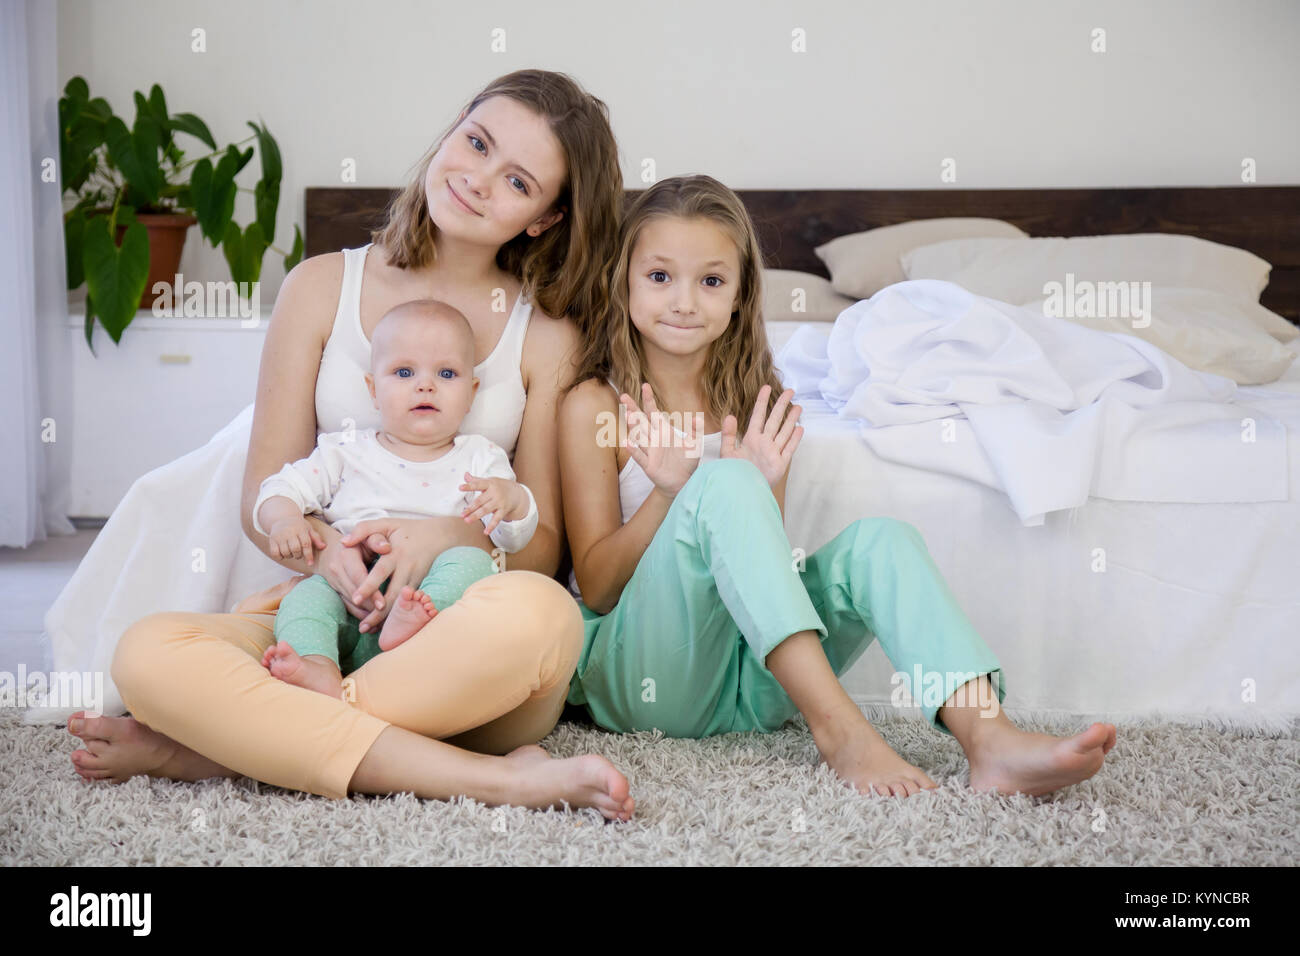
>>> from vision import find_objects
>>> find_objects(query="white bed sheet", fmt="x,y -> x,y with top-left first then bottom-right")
766,321 -> 1300,730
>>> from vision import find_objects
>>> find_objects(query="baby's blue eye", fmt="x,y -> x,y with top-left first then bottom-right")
396,368 -> 413,378
439,369 -> 456,379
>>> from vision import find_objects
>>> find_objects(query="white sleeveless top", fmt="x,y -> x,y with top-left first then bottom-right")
315,243 -> 533,458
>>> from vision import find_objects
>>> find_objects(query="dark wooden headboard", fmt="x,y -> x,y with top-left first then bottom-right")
306,186 -> 1300,324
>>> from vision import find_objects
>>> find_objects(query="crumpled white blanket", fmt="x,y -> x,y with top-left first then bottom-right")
776,280 -> 1288,526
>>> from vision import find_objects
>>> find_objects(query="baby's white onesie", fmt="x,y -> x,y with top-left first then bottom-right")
253,428 -> 538,552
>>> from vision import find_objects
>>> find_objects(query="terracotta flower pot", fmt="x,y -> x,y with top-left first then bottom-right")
114,213 -> 197,310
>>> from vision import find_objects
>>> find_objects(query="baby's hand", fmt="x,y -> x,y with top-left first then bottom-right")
459,473 -> 529,536
267,516 -> 324,566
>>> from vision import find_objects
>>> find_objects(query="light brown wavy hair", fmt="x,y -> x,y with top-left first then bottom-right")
370,69 -> 621,328
567,174 -> 783,425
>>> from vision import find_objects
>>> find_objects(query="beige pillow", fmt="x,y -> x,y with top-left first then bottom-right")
902,235 -> 1272,306
1023,286 -> 1297,385
762,269 -> 858,321
814,218 -> 1028,299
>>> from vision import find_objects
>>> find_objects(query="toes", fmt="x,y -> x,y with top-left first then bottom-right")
78,714 -> 115,741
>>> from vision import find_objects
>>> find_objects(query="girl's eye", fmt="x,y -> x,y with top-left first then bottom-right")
439,369 -> 456,379
469,135 -> 527,194
396,368 -> 413,378
649,270 -> 668,283
704,276 -> 723,288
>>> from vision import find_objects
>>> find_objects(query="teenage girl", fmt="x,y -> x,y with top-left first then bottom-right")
66,70 -> 635,820
559,174 -> 1117,798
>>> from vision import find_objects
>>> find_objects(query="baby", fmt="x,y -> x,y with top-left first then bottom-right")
253,299 -> 537,700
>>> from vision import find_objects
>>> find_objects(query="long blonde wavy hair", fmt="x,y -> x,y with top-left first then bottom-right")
567,175 -> 784,425
370,69 -> 622,328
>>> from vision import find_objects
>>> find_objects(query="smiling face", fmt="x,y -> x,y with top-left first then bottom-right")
364,302 -> 479,445
626,216 -> 741,361
423,95 -> 569,248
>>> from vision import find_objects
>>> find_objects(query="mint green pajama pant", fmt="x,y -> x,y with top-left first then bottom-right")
274,546 -> 498,675
566,458 -> 1005,737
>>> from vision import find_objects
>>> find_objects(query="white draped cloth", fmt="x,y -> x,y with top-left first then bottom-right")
776,280 -> 1288,526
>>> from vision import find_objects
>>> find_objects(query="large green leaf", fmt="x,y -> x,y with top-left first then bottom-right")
247,121 -> 282,242
104,115 -> 162,204
253,177 -> 279,246
83,215 -> 150,344
59,78 -> 108,193
190,146 -> 239,244
168,112 -> 216,150
222,220 -> 266,286
284,223 -> 304,271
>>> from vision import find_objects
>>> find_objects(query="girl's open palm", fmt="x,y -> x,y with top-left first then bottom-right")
721,384 -> 804,486
621,383 -> 702,496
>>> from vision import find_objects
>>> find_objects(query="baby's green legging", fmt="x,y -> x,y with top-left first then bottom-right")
274,546 -> 498,675
567,458 -> 1006,737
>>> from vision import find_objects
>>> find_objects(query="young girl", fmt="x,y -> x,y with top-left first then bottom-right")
67,70 -> 636,820
559,174 -> 1118,798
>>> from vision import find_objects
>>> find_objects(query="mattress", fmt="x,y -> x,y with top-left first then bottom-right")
765,321 -> 1300,731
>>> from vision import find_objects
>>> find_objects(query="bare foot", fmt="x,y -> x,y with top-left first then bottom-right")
261,643 -> 344,699
378,586 -> 437,651
505,744 -> 635,821
66,711 -> 234,784
968,721 -> 1117,797
816,716 -> 938,798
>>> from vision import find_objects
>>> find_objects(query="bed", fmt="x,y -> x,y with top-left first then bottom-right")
306,185 -> 1300,732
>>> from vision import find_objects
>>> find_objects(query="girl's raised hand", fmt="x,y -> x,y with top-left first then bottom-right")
720,384 -> 804,486
621,383 -> 702,497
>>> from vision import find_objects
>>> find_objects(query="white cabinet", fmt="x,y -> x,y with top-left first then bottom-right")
65,312 -> 268,518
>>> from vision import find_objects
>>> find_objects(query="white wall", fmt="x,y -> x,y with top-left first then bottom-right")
57,0 -> 1300,302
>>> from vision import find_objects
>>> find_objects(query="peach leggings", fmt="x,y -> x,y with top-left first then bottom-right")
111,571 -> 583,799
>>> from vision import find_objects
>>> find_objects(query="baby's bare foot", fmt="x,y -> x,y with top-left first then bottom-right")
968,722 -> 1116,797
262,643 -> 344,698
816,717 -> 938,798
378,586 -> 437,651
506,745 -> 635,821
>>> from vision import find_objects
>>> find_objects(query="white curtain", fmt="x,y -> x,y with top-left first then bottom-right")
0,0 -> 75,545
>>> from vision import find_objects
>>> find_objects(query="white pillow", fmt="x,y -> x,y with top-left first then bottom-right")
762,269 -> 857,322
814,218 -> 1028,299
902,234 -> 1272,306
1023,286 -> 1297,385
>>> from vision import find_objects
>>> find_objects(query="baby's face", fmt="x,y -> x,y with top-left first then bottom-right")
366,317 -> 477,444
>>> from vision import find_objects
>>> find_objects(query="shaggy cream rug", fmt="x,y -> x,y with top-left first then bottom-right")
2,709 -> 1295,866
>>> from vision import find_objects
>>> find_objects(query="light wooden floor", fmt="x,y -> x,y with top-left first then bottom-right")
0,528 -> 100,674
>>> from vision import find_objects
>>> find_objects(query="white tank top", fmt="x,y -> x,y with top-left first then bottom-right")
315,243 -> 533,458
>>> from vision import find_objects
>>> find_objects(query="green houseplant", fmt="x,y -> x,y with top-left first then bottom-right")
59,76 -> 304,350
